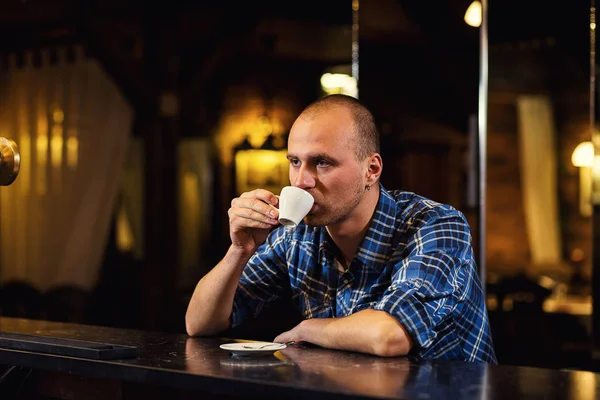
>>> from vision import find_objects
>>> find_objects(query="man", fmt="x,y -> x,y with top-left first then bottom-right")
186,94 -> 497,363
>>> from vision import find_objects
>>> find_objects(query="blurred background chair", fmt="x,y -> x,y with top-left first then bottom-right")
41,285 -> 90,324
0,280 -> 43,319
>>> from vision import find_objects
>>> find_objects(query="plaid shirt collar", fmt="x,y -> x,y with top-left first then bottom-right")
319,184 -> 399,273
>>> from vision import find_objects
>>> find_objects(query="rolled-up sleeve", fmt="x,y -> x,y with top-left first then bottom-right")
374,210 -> 475,355
231,228 -> 289,328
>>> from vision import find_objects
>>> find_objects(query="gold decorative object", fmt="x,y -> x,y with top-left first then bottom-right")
0,137 -> 20,186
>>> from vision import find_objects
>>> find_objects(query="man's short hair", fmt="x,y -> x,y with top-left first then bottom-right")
301,94 -> 380,160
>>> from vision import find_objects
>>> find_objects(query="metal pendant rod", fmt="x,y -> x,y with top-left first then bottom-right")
352,0 -> 359,98
478,0 -> 489,287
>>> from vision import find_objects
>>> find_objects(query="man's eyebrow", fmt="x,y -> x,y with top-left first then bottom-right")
287,153 -> 339,163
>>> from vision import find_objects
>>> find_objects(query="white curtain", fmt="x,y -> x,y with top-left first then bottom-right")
0,45 -> 133,291
516,95 -> 562,268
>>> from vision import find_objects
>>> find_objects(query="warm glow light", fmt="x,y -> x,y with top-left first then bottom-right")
52,109 -> 64,123
51,125 -> 63,168
36,113 -> 48,195
464,1 -> 482,27
571,141 -> 594,167
568,370 -> 597,399
116,202 -> 135,252
20,134 -> 31,193
572,141 -> 595,217
320,73 -> 358,98
36,135 -> 48,166
234,149 -> 288,195
256,116 -> 273,136
66,135 -> 78,168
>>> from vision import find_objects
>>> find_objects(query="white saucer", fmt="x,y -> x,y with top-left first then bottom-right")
220,342 -> 287,357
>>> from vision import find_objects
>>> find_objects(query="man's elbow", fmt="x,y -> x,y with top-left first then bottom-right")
372,324 -> 413,357
185,313 -> 230,337
185,313 -> 202,336
186,321 -> 201,337
185,309 -> 210,337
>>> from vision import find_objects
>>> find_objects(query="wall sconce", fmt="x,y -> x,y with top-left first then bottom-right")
464,1 -> 482,27
233,134 -> 289,196
571,140 -> 594,216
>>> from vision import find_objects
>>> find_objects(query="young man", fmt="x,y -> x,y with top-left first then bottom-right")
186,94 -> 497,363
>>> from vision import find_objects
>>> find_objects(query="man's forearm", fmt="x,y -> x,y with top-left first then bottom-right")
185,246 -> 252,336
275,309 -> 413,357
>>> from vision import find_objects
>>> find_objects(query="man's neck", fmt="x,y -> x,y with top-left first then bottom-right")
326,186 -> 380,267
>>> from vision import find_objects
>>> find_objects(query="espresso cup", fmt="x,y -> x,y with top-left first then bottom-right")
277,186 -> 314,227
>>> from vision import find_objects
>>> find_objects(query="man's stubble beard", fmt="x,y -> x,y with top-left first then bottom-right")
303,180 -> 365,227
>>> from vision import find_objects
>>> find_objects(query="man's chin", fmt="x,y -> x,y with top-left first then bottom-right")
303,215 -> 327,227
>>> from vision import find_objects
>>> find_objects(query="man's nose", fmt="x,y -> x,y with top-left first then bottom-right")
292,165 -> 316,189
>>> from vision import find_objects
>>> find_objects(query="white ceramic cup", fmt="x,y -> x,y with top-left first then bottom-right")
277,186 -> 314,227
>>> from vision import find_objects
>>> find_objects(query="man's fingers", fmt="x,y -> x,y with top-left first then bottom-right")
239,189 -> 278,205
231,197 -> 279,219
228,207 -> 278,227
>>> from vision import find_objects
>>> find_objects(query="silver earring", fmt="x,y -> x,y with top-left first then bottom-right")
365,185 -> 371,191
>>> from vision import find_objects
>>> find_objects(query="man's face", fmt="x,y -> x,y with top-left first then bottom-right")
286,107 -> 367,227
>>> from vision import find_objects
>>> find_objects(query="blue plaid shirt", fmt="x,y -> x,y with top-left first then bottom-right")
232,185 -> 497,364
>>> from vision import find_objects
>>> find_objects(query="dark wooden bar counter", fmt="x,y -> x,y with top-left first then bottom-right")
0,317 -> 598,399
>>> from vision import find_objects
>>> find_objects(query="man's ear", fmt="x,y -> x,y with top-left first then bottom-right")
365,153 -> 383,186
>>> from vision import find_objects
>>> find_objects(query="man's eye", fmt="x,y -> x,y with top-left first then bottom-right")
289,159 -> 300,166
317,160 -> 330,167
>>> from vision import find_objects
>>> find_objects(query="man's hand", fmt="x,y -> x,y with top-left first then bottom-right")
228,189 -> 281,254
274,309 -> 413,357
186,188 -> 281,337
